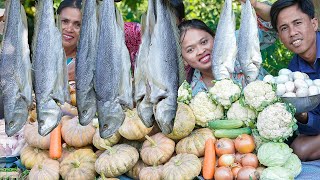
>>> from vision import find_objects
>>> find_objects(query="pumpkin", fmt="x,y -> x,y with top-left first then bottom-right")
61,116 -> 95,147
24,122 -> 50,149
60,149 -> 97,180
20,145 -> 49,169
28,159 -> 59,180
140,133 -> 175,166
120,138 -> 143,152
93,128 -> 121,150
119,109 -> 153,140
162,153 -> 201,180
175,128 -> 215,157
95,144 -> 139,178
139,165 -> 163,180
166,103 -> 196,140
58,143 -> 92,162
60,103 -> 78,117
126,160 -> 147,179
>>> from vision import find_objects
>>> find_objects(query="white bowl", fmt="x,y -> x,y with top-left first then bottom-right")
281,94 -> 320,114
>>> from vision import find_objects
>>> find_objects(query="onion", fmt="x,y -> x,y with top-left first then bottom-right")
231,163 -> 242,178
237,166 -> 258,180
234,134 -> 255,154
218,154 -> 235,167
215,138 -> 235,157
235,152 -> 243,163
241,153 -> 259,168
214,167 -> 233,180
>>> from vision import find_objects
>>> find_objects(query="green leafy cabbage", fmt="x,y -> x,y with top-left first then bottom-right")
257,142 -> 293,167
282,153 -> 302,177
260,166 -> 294,180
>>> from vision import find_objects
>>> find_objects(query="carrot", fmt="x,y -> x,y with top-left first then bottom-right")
49,123 -> 62,159
203,138 -> 216,180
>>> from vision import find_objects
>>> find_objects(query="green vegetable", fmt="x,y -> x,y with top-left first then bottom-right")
260,166 -> 294,180
257,142 -> 293,167
208,119 -> 244,129
282,153 -> 302,178
213,127 -> 251,139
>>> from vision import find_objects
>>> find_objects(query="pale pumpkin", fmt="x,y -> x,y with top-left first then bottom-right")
61,116 -> 95,147
162,153 -> 201,180
140,133 -> 175,166
95,144 -> 139,178
166,103 -> 196,140
58,143 -> 92,163
28,159 -> 59,180
139,165 -> 163,180
126,160 -> 147,179
24,122 -> 50,149
119,109 -> 153,140
175,128 -> 215,157
60,103 -> 78,117
120,138 -> 143,152
93,128 -> 121,150
20,145 -> 49,169
60,149 -> 97,180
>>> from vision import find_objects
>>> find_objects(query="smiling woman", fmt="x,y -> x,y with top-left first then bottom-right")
57,0 -> 82,81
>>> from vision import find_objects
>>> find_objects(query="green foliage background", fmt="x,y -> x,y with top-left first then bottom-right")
20,0 -> 293,75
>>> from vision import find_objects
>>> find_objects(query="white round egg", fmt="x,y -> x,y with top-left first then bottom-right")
313,79 -> 320,87
279,68 -> 292,76
263,75 -> 275,83
296,87 -> 309,97
309,86 -> 319,96
285,81 -> 295,92
292,71 -> 305,80
305,79 -> 313,87
294,79 -> 308,89
276,75 -> 290,84
276,84 -> 286,96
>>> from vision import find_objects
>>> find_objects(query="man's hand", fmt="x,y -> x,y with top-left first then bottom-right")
295,112 -> 308,124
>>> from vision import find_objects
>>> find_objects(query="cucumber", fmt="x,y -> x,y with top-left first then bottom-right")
214,127 -> 252,139
208,119 -> 244,129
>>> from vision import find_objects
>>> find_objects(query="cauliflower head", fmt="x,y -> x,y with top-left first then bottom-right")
257,102 -> 297,142
227,100 -> 257,127
242,80 -> 278,111
189,92 -> 224,127
208,79 -> 241,109
177,80 -> 192,104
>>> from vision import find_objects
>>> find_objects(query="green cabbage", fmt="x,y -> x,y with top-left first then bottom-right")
257,142 -> 293,167
282,153 -> 302,177
260,166 -> 294,180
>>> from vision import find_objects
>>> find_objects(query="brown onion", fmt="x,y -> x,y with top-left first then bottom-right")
214,166 -> 233,180
215,138 -> 235,157
237,166 -> 258,180
234,134 -> 255,153
241,153 -> 259,168
218,154 -> 235,167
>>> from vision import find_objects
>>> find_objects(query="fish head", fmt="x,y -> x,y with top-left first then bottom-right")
4,104 -> 28,137
36,99 -> 62,136
154,98 -> 176,134
77,96 -> 97,126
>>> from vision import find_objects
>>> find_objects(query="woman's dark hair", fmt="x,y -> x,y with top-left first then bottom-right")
178,19 -> 215,42
178,19 -> 215,82
57,0 -> 82,14
170,0 -> 185,22
270,0 -> 315,32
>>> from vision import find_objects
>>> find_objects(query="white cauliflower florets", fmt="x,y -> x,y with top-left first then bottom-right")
177,80 -> 192,104
257,102 -> 297,142
208,79 -> 241,109
227,100 -> 257,127
243,80 -> 278,111
189,92 -> 224,127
